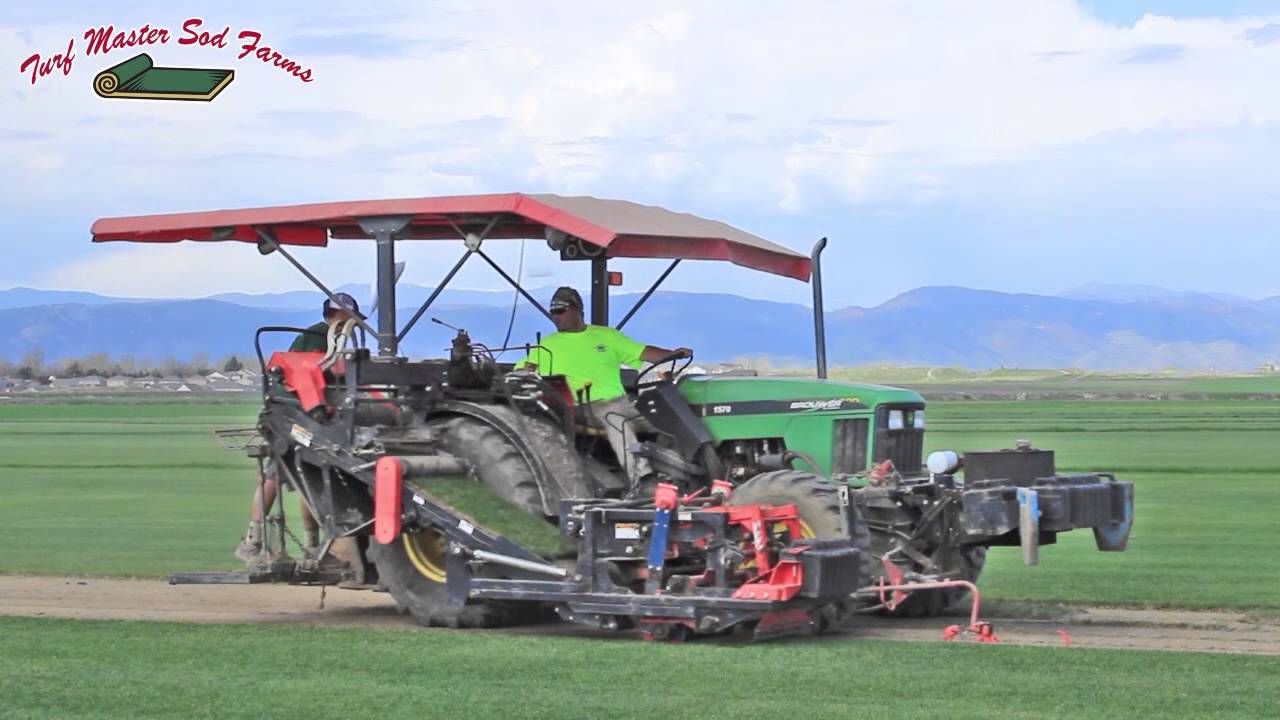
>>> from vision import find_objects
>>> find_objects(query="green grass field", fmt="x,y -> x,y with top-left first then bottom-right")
0,403 -> 259,576
820,367 -> 1280,398
924,401 -> 1280,609
2,397 -> 1277,719
2,616 -> 1276,720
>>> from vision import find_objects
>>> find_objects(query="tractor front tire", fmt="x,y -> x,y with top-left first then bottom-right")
368,410 -> 584,628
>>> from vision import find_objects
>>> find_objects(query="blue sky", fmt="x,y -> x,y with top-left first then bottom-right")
3,0 -> 1280,309
1079,0 -> 1280,24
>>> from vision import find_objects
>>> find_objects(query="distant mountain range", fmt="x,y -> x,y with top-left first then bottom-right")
1060,283 -> 1258,307
2,283 -> 1278,370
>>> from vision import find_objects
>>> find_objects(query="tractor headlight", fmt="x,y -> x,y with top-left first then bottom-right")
888,409 -> 905,430
913,411 -> 925,429
926,450 -> 960,475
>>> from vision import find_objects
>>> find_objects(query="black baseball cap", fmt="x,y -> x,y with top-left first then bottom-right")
549,286 -> 583,312
323,292 -> 361,317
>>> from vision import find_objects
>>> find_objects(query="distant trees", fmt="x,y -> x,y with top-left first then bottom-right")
191,353 -> 211,376
159,356 -> 180,377
732,355 -> 775,374
0,347 -> 252,379
20,349 -> 45,378
82,353 -> 110,377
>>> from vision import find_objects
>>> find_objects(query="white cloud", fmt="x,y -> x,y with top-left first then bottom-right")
42,241 -> 331,297
4,1 -> 1280,300
8,2 -> 1278,204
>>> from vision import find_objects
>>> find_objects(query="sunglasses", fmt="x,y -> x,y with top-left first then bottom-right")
550,307 -> 571,316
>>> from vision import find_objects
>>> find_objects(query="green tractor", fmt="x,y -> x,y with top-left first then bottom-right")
96,194 -> 1133,637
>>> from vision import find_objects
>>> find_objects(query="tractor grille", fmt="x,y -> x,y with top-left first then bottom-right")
831,418 -> 869,475
873,404 -> 925,473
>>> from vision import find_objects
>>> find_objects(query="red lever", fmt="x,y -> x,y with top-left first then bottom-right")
654,483 -> 679,510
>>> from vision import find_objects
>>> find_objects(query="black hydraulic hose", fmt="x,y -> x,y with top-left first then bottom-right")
498,239 -> 527,358
782,450 -> 822,474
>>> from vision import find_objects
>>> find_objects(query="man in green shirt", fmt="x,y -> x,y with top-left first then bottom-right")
516,286 -> 691,487
235,293 -> 360,562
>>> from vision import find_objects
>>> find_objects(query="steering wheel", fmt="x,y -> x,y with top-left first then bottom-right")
634,351 -> 694,390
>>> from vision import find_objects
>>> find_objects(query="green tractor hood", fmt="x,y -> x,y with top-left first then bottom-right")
676,375 -> 925,478
678,375 -> 923,413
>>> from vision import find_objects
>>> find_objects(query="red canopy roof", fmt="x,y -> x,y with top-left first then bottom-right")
90,193 -> 811,281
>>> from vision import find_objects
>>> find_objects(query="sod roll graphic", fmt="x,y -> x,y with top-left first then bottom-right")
93,53 -> 234,101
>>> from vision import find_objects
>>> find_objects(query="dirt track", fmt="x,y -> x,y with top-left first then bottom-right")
3,575 -> 1278,655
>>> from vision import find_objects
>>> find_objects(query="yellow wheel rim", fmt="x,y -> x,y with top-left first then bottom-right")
767,518 -> 814,541
794,519 -> 815,540
402,528 -> 447,582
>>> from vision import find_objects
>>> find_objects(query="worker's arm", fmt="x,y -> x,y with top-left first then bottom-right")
608,328 -> 689,367
640,345 -> 692,363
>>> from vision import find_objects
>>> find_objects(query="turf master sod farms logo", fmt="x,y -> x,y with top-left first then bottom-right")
18,18 -> 314,102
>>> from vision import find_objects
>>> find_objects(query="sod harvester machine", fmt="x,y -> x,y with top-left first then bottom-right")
92,194 -> 1133,640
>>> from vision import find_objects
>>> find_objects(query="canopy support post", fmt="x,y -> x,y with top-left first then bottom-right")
811,237 -> 828,379
376,236 -> 397,356
590,257 -> 609,326
476,249 -> 552,322
254,227 -> 379,338
398,214 -> 503,342
397,251 -> 474,343
616,259 -> 680,331
356,215 -> 414,357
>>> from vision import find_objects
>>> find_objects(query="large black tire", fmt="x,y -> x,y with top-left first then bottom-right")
730,470 -> 850,537
367,408 -> 589,628
883,545 -> 987,618
729,471 -> 881,621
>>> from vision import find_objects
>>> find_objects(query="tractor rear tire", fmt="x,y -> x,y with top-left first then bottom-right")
883,546 -> 987,618
729,471 -> 881,616
368,410 -> 587,628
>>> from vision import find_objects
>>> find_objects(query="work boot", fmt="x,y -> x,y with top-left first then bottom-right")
234,537 -> 261,563
235,521 -> 264,563
304,529 -> 321,560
